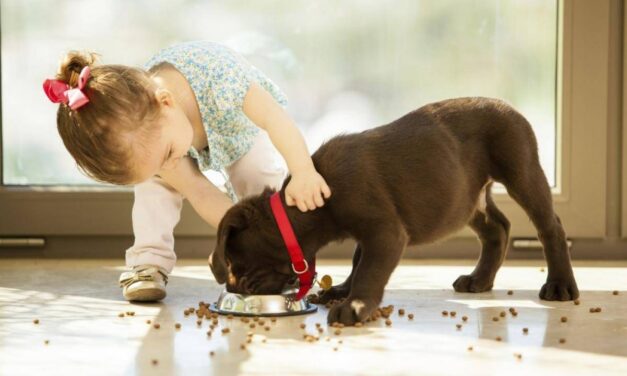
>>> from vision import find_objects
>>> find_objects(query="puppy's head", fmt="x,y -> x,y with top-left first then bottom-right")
208,188 -> 296,295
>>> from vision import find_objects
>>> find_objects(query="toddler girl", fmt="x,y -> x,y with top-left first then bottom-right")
44,41 -> 331,301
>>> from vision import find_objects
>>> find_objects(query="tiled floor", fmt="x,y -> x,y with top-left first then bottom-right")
0,258 -> 626,376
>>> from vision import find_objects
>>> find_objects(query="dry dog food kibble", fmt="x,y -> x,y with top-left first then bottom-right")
507,290 -> 513,295
560,316 -> 568,323
206,331 -> 212,337
249,323 -> 256,329
153,323 -> 160,329
612,291 -> 619,295
151,359 -> 158,366
462,316 -> 468,322
522,328 -> 529,334
355,322 -> 363,328
271,318 -> 277,323
574,299 -> 580,305
385,319 -> 392,326
300,323 -> 306,329
175,323 -> 181,329
492,317 -> 499,322
196,320 -> 202,326
334,329 -> 341,335
456,324 -> 462,330
398,309 -> 405,316
44,340 -> 50,345
499,311 -> 506,318
514,353 -> 522,360
450,311 -> 457,318
559,338 -> 566,344
408,313 -> 414,320
495,336 -> 502,342
221,328 -> 230,334
210,351 -> 215,356
118,313 -> 125,318
33,319 -> 39,324
240,344 -> 246,350
467,346 -> 473,351
265,326 -> 271,331
146,320 -> 151,324
442,310 -> 449,317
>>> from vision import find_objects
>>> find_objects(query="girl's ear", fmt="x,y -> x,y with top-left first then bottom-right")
154,88 -> 175,108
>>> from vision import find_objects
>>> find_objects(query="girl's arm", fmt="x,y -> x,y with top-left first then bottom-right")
242,82 -> 331,212
159,157 -> 233,228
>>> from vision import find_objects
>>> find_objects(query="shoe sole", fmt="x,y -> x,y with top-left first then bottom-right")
124,288 -> 166,302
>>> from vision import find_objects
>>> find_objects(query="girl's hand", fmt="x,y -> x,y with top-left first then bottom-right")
285,168 -> 332,212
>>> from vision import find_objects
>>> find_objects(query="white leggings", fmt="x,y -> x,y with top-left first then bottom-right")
125,131 -> 287,272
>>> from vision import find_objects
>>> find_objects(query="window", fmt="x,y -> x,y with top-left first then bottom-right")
2,0 -> 557,186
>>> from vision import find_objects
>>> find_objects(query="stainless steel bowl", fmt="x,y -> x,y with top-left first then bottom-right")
209,287 -> 318,317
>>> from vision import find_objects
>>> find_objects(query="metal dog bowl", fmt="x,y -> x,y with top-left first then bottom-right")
209,287 -> 318,317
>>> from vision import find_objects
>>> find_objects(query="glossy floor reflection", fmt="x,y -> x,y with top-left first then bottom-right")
1,259 -> 626,376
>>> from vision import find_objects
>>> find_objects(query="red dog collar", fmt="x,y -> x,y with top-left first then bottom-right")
269,192 -> 316,300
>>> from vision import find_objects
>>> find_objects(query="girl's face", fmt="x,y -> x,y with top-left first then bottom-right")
130,89 -> 194,184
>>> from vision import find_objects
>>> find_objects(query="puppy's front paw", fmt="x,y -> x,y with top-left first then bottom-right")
453,274 -> 493,293
317,284 -> 350,304
327,298 -> 375,326
539,278 -> 579,301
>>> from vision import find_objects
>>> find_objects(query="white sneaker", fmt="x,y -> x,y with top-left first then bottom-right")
119,265 -> 168,302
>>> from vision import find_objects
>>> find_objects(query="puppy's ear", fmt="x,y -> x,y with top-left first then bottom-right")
208,205 -> 255,284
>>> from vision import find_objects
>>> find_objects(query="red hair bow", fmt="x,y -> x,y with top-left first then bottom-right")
43,66 -> 91,110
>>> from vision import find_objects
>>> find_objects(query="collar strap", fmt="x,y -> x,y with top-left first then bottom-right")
269,192 -> 316,300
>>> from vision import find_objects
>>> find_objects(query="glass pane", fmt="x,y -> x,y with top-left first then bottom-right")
2,0 -> 557,186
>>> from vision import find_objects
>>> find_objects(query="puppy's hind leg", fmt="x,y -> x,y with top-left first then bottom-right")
318,244 -> 361,304
454,185 -> 511,293
490,110 -> 578,300
504,165 -> 579,301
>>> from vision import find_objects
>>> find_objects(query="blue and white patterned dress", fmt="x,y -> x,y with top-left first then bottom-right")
144,41 -> 288,199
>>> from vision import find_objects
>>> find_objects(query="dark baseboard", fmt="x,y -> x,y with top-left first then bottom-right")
0,236 -> 625,260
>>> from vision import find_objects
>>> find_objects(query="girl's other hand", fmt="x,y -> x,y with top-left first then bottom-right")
285,168 -> 331,212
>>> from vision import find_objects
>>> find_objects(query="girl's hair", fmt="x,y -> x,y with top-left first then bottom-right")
55,51 -> 161,185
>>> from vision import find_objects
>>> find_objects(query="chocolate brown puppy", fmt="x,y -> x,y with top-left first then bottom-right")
209,97 -> 579,325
